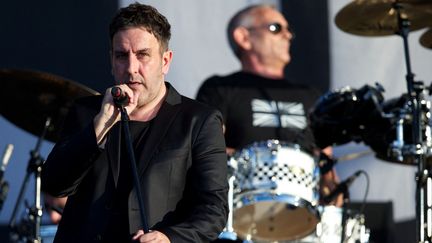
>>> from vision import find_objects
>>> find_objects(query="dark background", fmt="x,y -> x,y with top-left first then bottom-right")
0,0 -> 118,93
282,0 -> 331,94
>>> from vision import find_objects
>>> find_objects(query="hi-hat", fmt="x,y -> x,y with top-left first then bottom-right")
0,69 -> 100,143
335,0 -> 432,36
420,28 -> 432,49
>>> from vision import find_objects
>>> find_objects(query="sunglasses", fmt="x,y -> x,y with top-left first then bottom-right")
247,22 -> 295,37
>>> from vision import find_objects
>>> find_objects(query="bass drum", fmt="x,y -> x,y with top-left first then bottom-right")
310,84 -> 384,149
230,140 -> 320,242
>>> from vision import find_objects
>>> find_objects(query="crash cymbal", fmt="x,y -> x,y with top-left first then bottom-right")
335,0 -> 432,36
0,69 -> 99,143
420,28 -> 432,49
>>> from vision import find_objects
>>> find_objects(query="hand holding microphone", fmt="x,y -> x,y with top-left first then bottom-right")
94,85 -> 131,145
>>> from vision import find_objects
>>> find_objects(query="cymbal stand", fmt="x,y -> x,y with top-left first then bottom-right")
394,4 -> 430,243
8,117 -> 51,243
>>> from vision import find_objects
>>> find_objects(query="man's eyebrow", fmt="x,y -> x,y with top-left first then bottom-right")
135,48 -> 151,53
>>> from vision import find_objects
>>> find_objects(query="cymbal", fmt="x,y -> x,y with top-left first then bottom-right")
335,0 -> 432,36
420,28 -> 432,49
0,69 -> 100,143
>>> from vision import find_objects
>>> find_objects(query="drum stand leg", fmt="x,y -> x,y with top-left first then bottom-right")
219,175 -> 239,241
8,117 -> 51,243
391,5 -> 432,242
417,166 -> 432,243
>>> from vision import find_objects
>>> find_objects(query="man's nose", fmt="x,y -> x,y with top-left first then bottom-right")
127,55 -> 139,74
284,28 -> 295,41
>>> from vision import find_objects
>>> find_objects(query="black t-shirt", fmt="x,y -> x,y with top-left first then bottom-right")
196,71 -> 320,153
104,121 -> 150,243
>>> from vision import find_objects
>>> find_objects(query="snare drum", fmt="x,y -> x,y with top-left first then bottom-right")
230,140 -> 320,242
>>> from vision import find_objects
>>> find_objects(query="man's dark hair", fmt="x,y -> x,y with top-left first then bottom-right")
109,3 -> 171,53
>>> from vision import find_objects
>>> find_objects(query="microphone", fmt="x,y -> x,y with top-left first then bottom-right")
111,86 -> 129,107
0,144 -> 14,182
322,170 -> 361,204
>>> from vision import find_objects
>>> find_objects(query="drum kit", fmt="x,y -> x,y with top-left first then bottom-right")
219,0 -> 432,243
0,69 -> 99,242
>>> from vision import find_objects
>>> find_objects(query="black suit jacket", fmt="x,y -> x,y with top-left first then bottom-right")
42,83 -> 229,243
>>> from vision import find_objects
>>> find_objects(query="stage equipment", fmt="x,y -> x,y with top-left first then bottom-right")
0,69 -> 99,143
334,0 -> 432,241
0,69 -> 99,243
228,140 -> 320,242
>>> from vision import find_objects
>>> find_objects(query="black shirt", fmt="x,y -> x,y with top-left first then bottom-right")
104,121 -> 150,243
196,71 -> 320,153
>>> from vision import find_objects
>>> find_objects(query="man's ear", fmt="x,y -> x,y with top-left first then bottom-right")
233,27 -> 252,51
161,50 -> 173,75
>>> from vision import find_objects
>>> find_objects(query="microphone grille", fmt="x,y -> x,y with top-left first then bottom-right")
111,87 -> 122,98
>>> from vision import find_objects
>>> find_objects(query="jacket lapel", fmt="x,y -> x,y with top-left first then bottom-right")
106,122 -> 121,187
136,83 -> 182,176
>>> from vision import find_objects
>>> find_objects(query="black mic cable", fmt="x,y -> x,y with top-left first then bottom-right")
322,170 -> 363,204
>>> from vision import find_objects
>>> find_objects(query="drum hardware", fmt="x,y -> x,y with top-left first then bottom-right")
218,174 -> 239,241
334,0 -> 432,241
8,117 -> 51,243
0,144 -> 14,212
0,69 -> 99,242
384,9 -> 430,238
391,114 -> 405,162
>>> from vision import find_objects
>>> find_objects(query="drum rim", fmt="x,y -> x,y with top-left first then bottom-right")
234,191 -> 319,210
235,139 -> 315,157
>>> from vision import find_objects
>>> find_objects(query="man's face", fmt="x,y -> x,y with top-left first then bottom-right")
111,27 -> 172,107
248,8 -> 294,67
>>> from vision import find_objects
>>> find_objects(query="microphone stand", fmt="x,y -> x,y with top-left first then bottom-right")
393,4 -> 430,242
8,118 -> 50,243
117,105 -> 150,233
341,189 -> 350,243
0,144 -> 14,212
